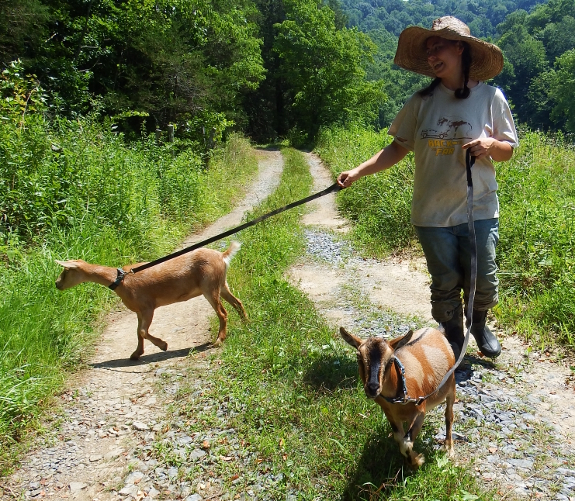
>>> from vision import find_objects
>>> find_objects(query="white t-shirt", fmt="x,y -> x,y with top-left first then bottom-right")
388,82 -> 518,227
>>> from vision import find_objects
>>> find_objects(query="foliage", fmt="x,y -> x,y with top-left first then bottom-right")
492,0 -> 575,131
0,60 -> 46,124
338,0 -> 575,136
496,24 -> 548,122
340,0 -> 546,38
273,0 -> 384,142
243,0 -> 385,142
548,50 -> 575,133
3,0 -> 575,137
0,0 -> 49,62
315,124 -> 416,254
1,0 -> 266,137
496,130 -> 575,345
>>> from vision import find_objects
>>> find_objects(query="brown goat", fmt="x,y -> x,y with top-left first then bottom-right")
340,326 -> 456,468
55,242 -> 247,360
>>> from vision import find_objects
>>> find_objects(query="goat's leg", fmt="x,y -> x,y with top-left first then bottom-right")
221,283 -> 247,319
444,381 -> 456,456
403,412 -> 426,469
131,312 -> 150,360
204,290 -> 228,345
387,417 -> 408,458
146,335 -> 168,351
131,310 -> 167,360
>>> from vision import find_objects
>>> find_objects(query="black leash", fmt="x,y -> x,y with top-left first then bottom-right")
383,149 -> 477,406
127,182 -> 342,275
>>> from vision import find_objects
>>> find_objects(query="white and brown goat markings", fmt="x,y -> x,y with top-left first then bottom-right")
340,326 -> 456,469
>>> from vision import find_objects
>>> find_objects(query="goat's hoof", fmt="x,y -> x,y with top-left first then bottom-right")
213,338 -> 223,347
130,352 -> 142,361
160,342 -> 168,352
444,443 -> 454,457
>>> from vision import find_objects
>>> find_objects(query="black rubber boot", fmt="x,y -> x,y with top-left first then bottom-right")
470,309 -> 501,358
439,305 -> 464,359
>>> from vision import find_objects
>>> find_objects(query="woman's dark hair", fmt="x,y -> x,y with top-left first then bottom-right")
418,41 -> 472,99
418,77 -> 442,97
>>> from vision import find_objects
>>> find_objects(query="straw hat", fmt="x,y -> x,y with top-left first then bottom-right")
394,16 -> 504,81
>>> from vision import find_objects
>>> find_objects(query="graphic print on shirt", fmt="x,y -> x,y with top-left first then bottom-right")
421,116 -> 473,156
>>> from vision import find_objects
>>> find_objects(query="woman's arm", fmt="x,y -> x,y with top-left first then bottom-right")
337,140 -> 410,188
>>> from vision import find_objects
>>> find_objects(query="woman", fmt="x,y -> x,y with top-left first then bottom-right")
337,17 -> 518,359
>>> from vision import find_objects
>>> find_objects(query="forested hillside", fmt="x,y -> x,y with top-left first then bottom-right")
2,0 -> 575,144
341,0 -> 575,132
341,0 -> 546,37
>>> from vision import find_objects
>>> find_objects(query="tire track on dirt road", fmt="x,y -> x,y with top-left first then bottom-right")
0,149 -> 283,501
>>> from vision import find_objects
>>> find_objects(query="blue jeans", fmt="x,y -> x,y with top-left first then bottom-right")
414,219 -> 499,323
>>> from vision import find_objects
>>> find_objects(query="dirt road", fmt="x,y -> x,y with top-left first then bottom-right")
0,150 -> 284,501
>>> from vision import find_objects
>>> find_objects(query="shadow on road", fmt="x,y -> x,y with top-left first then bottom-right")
90,342 -> 213,369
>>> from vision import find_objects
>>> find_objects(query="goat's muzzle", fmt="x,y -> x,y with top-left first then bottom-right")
365,381 -> 380,399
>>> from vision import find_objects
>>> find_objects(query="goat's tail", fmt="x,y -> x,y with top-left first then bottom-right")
222,241 -> 242,268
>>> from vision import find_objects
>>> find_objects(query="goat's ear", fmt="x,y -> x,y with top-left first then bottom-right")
340,327 -> 363,349
55,259 -> 77,269
390,329 -> 414,351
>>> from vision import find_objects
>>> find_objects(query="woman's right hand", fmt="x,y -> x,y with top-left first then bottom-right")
337,170 -> 359,188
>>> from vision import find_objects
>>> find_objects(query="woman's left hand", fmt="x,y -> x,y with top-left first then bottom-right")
462,138 -> 514,162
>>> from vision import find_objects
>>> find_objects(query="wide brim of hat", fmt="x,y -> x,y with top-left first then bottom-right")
394,26 -> 504,81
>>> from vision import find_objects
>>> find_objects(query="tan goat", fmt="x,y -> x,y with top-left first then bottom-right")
340,326 -> 456,468
55,242 -> 247,360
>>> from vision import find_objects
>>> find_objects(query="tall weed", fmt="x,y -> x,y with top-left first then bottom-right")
314,124 -> 416,255
496,131 -> 575,345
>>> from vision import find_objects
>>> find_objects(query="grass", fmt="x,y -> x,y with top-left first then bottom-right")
154,147 -> 495,500
3,120 -> 573,497
496,130 -> 575,348
0,127 -> 258,472
314,124 -> 575,352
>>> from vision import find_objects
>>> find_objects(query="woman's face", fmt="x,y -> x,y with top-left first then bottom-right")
426,36 -> 464,80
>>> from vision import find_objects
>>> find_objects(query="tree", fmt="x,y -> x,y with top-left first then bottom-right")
549,50 -> 575,133
2,0 -> 265,138
495,24 -> 547,124
274,0 -> 384,142
541,16 -> 575,63
0,0 -> 49,64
